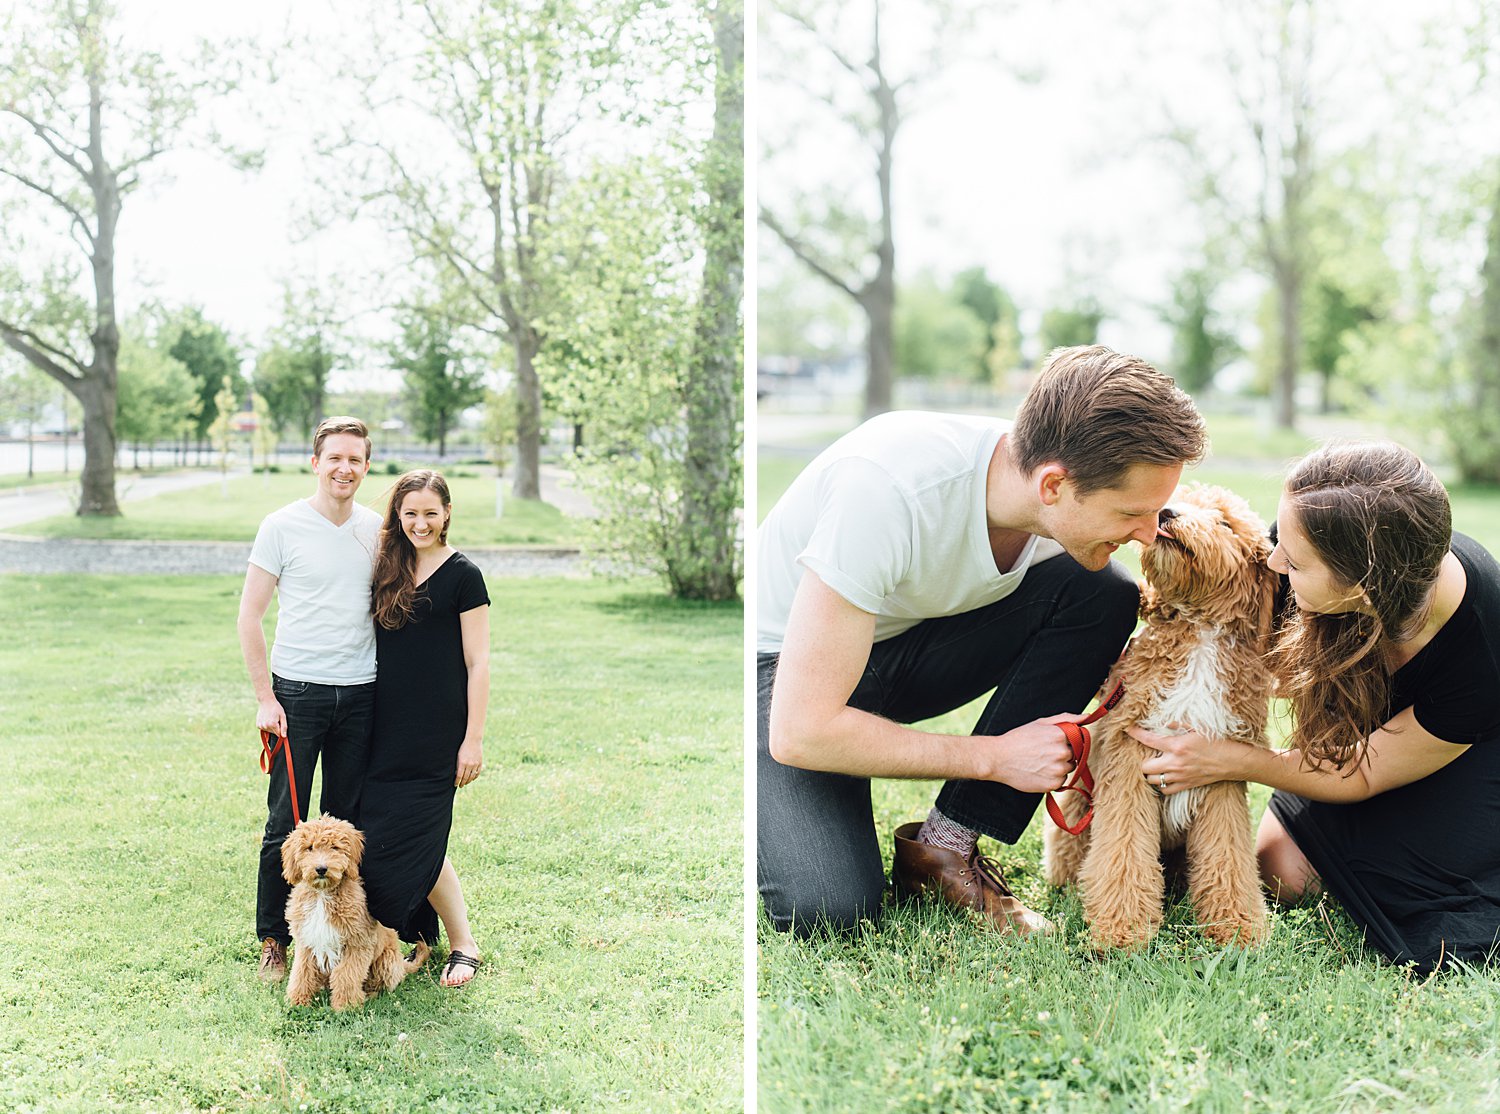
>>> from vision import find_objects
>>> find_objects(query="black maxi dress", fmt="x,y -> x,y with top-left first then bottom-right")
361,551 -> 490,945
1269,532 -> 1500,973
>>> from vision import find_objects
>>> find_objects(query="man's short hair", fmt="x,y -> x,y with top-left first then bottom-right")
1010,345 -> 1206,493
312,416 -> 371,460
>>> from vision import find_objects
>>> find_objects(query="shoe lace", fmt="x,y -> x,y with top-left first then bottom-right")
969,851 -> 1016,897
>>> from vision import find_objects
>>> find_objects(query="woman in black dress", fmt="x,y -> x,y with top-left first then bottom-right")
361,470 -> 491,987
1130,442 -> 1500,972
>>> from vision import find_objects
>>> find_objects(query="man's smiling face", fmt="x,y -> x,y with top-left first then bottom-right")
311,433 -> 370,504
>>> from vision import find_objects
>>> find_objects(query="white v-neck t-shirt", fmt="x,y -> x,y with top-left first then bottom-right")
248,499 -> 381,684
756,411 -> 1063,654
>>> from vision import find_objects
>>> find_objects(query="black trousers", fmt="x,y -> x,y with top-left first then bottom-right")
255,674 -> 375,943
758,554 -> 1139,934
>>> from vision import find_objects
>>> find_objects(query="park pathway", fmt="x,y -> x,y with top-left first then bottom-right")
0,465 -> 591,577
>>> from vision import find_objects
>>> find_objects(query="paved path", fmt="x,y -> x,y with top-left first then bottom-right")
0,465 -> 592,577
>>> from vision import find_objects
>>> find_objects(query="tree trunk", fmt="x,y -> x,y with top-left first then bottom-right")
1456,176 -> 1500,485
863,282 -> 895,419
1273,261 -> 1300,431
670,0 -> 743,602
864,9 -> 898,419
76,374 -> 121,515
512,330 -> 542,500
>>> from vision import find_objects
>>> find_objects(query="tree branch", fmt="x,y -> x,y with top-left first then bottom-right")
760,208 -> 861,300
0,321 -> 88,382
0,167 -> 96,246
1,107 -> 89,179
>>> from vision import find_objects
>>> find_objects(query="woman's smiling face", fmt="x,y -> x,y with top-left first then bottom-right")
1267,496 -> 1367,615
399,487 -> 449,551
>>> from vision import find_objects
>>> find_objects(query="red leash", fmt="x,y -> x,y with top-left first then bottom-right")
260,730 -> 302,827
1044,681 -> 1125,835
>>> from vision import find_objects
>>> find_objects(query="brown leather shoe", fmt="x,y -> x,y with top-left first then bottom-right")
258,937 -> 287,983
892,822 -> 1053,936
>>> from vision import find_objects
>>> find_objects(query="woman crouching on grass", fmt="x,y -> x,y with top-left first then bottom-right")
1130,442 -> 1500,972
359,469 -> 491,987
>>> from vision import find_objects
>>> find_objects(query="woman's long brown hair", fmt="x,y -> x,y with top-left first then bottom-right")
1271,443 -> 1451,772
372,470 -> 452,630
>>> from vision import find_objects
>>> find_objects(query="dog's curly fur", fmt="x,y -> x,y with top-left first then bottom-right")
1044,484 -> 1278,949
281,814 -> 429,1010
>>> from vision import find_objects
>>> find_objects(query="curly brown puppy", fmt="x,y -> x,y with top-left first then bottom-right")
280,814 -> 430,1010
1045,484 -> 1278,949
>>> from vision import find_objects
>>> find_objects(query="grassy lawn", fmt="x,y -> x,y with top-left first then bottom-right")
11,470 -> 584,546
0,576 -> 741,1113
757,408 -> 1500,1112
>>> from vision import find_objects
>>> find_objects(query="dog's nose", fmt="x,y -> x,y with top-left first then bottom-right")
1158,507 -> 1178,525
315,865 -> 327,876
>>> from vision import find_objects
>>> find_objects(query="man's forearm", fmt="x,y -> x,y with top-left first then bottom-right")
770,704 -> 1010,783
237,617 -> 275,704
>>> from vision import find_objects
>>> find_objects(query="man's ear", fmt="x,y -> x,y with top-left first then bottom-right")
1036,464 -> 1069,507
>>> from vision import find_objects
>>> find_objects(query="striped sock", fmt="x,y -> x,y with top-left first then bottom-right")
916,806 -> 979,857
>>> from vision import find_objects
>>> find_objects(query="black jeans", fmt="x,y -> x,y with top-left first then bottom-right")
758,553 -> 1138,934
255,675 -> 376,943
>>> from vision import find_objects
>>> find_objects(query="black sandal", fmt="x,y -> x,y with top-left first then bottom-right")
442,950 -> 481,987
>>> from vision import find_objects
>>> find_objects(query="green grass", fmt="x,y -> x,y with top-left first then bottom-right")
0,576 -> 741,1113
757,408 -> 1500,1112
761,725 -> 1500,1112
11,470 -> 584,546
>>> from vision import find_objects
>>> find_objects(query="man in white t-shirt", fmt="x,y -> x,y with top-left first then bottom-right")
237,416 -> 382,981
758,346 -> 1207,936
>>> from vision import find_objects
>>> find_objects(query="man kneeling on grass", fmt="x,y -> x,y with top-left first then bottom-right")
757,346 -> 1206,936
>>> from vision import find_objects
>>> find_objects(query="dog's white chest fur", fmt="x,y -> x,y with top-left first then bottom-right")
1140,629 -> 1244,841
297,894 -> 345,973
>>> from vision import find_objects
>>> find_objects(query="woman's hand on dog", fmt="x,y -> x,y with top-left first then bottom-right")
1130,725 -> 1244,795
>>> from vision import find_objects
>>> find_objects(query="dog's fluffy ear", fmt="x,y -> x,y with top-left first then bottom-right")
280,823 -> 307,884
343,824 -> 366,876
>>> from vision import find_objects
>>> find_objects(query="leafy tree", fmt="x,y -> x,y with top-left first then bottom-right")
115,322 -> 201,469
321,0 -> 686,501
674,0 -> 744,602
253,286 -> 343,445
760,0 -> 986,417
894,275 -> 986,380
544,155 -> 735,595
1160,264 -> 1240,393
1038,299 -> 1105,353
757,260 -> 861,364
164,307 -> 243,459
0,0 -> 230,513
1157,0 -> 1349,429
952,267 -> 1020,382
206,375 -> 240,490
1452,173 -> 1500,484
392,309 -> 485,459
250,392 -> 278,478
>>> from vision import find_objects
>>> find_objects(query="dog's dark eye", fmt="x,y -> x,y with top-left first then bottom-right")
1217,518 -> 1230,529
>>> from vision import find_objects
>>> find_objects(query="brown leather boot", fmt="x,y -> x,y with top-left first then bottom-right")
892,822 -> 1053,936
258,937 -> 287,983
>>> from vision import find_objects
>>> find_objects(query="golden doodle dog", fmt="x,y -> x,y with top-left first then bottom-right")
1044,484 -> 1278,949
281,814 -> 429,1010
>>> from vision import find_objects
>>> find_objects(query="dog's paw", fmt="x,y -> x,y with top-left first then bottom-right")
1201,914 -> 1268,948
331,989 -> 368,1011
286,989 -> 315,1008
1087,918 -> 1157,952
